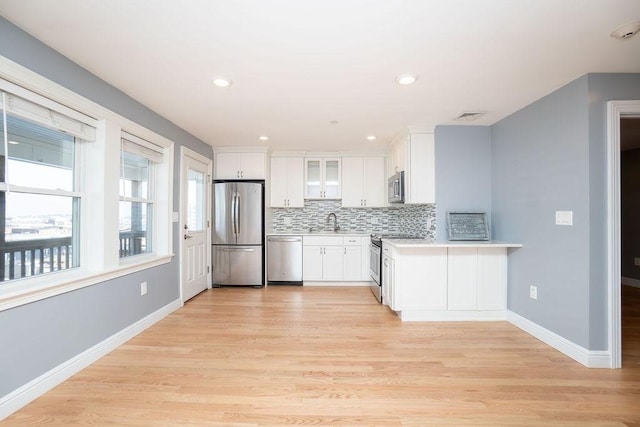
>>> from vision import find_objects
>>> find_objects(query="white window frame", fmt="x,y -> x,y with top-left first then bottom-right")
0,56 -> 174,311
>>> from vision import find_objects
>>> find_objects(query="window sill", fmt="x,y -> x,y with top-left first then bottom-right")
0,253 -> 174,312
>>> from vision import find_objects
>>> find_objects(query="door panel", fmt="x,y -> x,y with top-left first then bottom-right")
182,152 -> 211,302
235,182 -> 263,245
213,182 -> 236,244
213,245 -> 263,285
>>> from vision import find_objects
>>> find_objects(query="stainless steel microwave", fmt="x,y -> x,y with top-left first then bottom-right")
388,171 -> 405,203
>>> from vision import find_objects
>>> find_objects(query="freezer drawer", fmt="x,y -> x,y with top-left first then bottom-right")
213,245 -> 263,286
267,236 -> 302,284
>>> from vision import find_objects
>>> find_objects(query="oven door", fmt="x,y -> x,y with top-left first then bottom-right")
369,243 -> 382,302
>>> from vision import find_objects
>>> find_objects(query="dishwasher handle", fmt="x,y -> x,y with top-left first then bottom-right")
268,237 -> 302,242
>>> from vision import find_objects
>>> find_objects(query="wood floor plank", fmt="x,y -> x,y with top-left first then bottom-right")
3,285 -> 640,426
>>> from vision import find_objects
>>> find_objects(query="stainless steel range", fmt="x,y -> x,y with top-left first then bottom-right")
369,233 -> 421,303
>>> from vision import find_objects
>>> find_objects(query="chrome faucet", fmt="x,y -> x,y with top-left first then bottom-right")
326,212 -> 340,232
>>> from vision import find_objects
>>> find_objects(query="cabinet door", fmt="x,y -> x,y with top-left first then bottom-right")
303,246 -> 324,281
343,246 -> 362,281
270,157 -> 288,207
363,157 -> 385,207
382,254 -> 393,307
240,152 -> 266,179
341,157 -> 364,207
322,246 -> 344,281
215,153 -> 241,179
305,158 -> 322,198
323,158 -> 341,199
286,157 -> 305,207
447,247 -> 478,310
477,248 -> 507,310
407,134 -> 435,203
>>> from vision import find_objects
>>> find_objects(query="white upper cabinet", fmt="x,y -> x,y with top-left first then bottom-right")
341,156 -> 385,207
270,157 -> 304,207
215,151 -> 266,179
387,133 -> 435,204
304,158 -> 341,199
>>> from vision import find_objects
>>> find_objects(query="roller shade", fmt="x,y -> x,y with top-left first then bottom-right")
2,91 -> 96,142
121,132 -> 163,163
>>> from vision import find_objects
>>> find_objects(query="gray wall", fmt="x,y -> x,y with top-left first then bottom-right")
492,76 -> 592,348
585,74 -> 640,349
491,73 -> 640,351
0,17 -> 213,398
622,148 -> 640,281
434,126 -> 492,241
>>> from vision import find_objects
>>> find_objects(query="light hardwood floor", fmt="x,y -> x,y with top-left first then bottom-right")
4,285 -> 640,426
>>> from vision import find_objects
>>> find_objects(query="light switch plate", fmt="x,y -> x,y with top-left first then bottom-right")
555,211 -> 573,226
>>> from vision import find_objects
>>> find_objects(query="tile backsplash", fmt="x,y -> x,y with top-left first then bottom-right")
271,200 -> 436,238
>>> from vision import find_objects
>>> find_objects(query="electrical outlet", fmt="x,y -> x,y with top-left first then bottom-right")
635,257 -> 640,267
140,282 -> 147,296
529,285 -> 538,300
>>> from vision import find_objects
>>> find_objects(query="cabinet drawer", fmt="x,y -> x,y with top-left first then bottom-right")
303,236 -> 344,246
344,236 -> 362,246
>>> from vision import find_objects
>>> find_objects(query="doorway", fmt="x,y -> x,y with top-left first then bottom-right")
607,101 -> 640,368
180,147 -> 212,302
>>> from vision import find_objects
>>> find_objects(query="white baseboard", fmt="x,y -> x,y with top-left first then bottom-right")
399,310 -> 507,321
622,277 -> 640,288
507,310 -> 612,368
0,298 -> 182,421
303,281 -> 369,287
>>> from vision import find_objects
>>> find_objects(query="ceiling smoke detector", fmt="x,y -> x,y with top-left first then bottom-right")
454,111 -> 486,121
611,21 -> 640,40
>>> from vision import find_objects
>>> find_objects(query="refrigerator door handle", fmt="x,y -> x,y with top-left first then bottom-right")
222,248 -> 255,252
232,192 -> 238,235
236,192 -> 241,235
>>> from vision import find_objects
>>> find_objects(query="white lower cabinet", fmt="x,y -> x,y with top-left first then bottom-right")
447,247 -> 506,311
385,243 -> 509,320
302,236 -> 365,282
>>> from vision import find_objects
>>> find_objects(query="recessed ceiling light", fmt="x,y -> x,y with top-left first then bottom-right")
8,140 -> 19,145
211,77 -> 232,87
258,135 -> 269,141
395,74 -> 418,85
366,135 -> 377,141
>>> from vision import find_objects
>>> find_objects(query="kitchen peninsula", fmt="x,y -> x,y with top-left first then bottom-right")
382,239 -> 522,321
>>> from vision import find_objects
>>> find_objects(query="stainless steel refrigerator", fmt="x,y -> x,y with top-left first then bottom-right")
212,181 -> 264,286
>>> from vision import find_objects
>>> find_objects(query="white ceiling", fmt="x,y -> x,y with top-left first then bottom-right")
1,0 -> 639,152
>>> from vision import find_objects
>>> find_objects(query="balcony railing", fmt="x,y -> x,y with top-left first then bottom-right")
119,231 -> 147,258
1,236 -> 73,281
0,231 -> 148,282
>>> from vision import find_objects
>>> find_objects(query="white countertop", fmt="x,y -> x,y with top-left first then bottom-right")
267,231 -> 370,237
383,239 -> 522,248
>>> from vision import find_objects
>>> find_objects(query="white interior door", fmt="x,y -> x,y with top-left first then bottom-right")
181,148 -> 211,302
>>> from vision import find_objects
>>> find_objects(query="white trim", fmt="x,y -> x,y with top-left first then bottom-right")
622,277 -> 640,289
302,281 -> 369,287
0,298 -> 182,421
0,254 -> 173,312
508,310 -> 612,368
398,310 -> 506,321
607,100 -> 640,369
213,146 -> 268,153
5,184 -> 81,198
179,147 -> 213,303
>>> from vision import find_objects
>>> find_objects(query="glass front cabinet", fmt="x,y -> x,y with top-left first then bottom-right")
304,158 -> 341,199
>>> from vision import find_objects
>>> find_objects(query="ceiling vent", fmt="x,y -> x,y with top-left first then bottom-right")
611,21 -> 640,40
454,111 -> 486,121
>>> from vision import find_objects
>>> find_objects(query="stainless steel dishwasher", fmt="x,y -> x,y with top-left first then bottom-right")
267,235 -> 303,284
